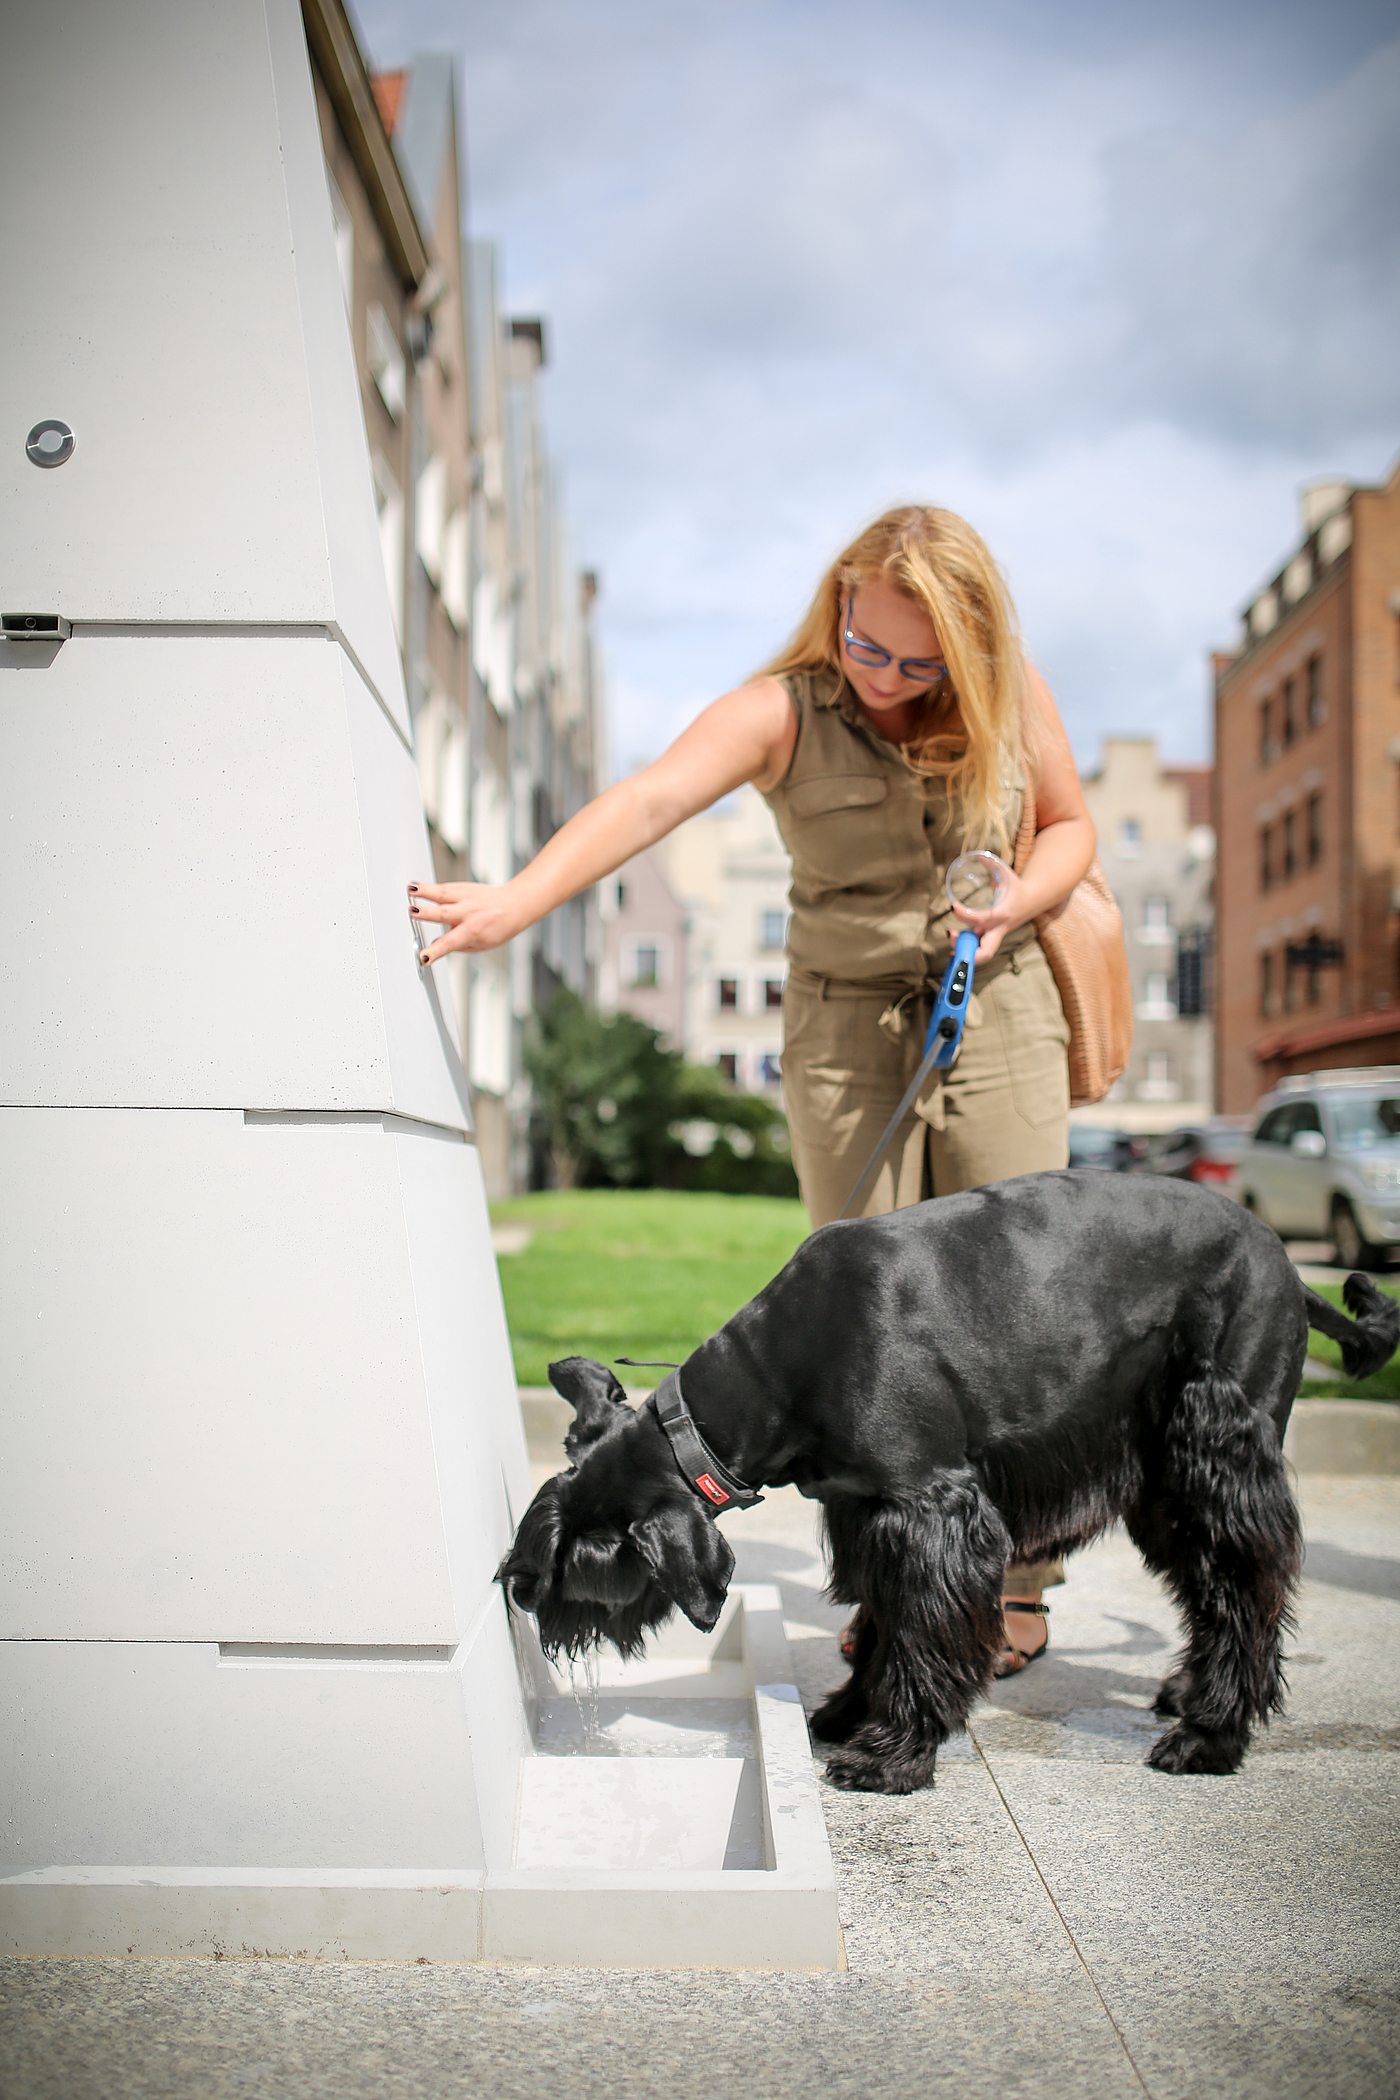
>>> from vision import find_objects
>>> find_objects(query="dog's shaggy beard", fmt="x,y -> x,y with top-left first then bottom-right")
497,1477 -> 679,1664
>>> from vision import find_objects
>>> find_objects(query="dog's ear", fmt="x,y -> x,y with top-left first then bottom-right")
628,1500 -> 735,1632
548,1356 -> 630,1464
496,1478 -> 564,1612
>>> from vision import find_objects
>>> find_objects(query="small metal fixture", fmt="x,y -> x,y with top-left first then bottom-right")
25,420 -> 75,468
3,613 -> 71,641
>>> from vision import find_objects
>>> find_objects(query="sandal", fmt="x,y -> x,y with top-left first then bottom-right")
992,1599 -> 1050,1679
839,1608 -> 871,1662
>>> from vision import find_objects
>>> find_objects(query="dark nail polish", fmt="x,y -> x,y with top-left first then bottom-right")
407,883 -> 419,893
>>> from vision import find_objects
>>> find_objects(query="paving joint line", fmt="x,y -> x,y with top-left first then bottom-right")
969,1726 -> 1154,2100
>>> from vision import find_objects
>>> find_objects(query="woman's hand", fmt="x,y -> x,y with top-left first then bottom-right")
951,865 -> 1031,964
408,881 -> 525,964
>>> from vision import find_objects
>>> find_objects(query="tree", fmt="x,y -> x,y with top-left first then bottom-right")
524,990 -> 798,1196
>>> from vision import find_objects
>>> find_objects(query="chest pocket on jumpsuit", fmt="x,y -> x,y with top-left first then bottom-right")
783,773 -> 890,891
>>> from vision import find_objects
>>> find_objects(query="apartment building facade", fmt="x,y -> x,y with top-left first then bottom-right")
655,787 -> 791,1094
1080,739 -> 1215,1120
304,3 -> 601,1192
597,852 -> 688,1048
1214,459 -> 1400,1112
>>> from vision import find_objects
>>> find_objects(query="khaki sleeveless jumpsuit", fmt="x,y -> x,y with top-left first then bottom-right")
764,664 -> 1070,1592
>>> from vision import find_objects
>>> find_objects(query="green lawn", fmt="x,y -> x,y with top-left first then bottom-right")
1300,1277 -> 1400,1401
489,1190 -> 1400,1401
490,1188 -> 810,1389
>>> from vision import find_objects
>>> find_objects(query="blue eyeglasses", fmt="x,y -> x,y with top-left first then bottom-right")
843,597 -> 946,684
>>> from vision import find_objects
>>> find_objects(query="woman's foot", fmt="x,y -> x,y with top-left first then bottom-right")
993,1596 -> 1049,1678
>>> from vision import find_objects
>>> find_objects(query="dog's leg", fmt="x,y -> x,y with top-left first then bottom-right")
811,1495 -> 879,1745
819,1475 -> 1010,1795
1121,1498 -> 1190,1718
1141,1363 -> 1302,1776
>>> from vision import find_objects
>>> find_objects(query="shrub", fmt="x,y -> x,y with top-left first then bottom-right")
525,989 -> 798,1197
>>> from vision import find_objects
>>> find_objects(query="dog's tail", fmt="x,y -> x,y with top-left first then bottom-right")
1303,1274 -> 1398,1382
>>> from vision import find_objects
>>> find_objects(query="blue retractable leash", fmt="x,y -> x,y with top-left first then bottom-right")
837,926 -> 980,1221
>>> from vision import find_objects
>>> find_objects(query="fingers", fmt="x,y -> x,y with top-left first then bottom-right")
408,898 -> 454,925
407,881 -> 451,901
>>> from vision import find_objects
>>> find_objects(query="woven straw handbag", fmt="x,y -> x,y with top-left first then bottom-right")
1011,788 -> 1133,1107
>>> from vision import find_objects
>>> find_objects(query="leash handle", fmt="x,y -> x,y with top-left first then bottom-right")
836,930 -> 979,1221
924,928 -> 979,1067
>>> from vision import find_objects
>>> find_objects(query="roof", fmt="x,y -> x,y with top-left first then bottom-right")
300,0 -> 428,287
371,69 -> 406,135
1162,766 -> 1213,828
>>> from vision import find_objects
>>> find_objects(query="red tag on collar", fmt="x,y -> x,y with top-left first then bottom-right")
695,1473 -> 729,1507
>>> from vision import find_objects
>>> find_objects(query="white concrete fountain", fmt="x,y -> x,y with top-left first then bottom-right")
0,0 -> 838,1970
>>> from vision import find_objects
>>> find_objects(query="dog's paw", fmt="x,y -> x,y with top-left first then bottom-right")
809,1687 -> 865,1744
1147,1721 -> 1247,1775
1151,1673 -> 1186,1719
823,1739 -> 936,1795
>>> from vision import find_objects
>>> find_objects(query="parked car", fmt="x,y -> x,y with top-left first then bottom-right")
1134,1118 -> 1253,1187
1067,1125 -> 1146,1172
1233,1068 -> 1400,1268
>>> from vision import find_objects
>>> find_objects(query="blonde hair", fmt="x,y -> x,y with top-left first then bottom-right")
760,505 -> 1028,855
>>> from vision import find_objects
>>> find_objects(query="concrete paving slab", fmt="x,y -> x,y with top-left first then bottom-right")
980,1753 -> 1400,2100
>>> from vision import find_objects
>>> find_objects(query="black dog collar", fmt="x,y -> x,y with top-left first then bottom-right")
647,1369 -> 764,1518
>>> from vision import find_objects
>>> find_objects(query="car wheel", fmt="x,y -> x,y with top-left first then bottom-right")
1331,1198 -> 1378,1272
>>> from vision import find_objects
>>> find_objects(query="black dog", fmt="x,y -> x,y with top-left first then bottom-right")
498,1172 -> 1395,1793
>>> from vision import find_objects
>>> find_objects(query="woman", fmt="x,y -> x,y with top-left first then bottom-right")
410,505 -> 1095,1672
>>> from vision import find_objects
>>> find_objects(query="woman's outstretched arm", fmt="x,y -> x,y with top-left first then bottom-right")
409,676 -> 796,964
952,664 -> 1096,962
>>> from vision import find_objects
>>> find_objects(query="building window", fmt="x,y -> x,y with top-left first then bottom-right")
1306,654 -> 1324,729
1176,928 -> 1208,1017
764,978 -> 784,1010
1284,954 -> 1299,1012
717,979 -> 739,1011
1143,896 -> 1170,931
758,1053 -> 783,1087
1281,677 -> 1296,748
366,303 -> 406,422
616,881 -> 627,909
758,909 -> 787,952
1140,971 -> 1174,1018
1307,793 -> 1323,867
1260,825 -> 1273,891
716,1053 -> 738,1084
1260,700 -> 1273,765
1261,950 -> 1275,1017
1282,808 -> 1296,881
1118,818 -> 1142,856
325,167 -> 354,314
631,943 -> 660,989
1148,1052 -> 1170,1085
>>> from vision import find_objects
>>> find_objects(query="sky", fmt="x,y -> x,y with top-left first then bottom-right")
359,0 -> 1400,777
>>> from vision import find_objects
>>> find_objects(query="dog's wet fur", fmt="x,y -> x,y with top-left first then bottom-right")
498,1172 -> 1396,1793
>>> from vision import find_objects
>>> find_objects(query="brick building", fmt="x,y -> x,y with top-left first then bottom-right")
1214,458 -> 1400,1112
